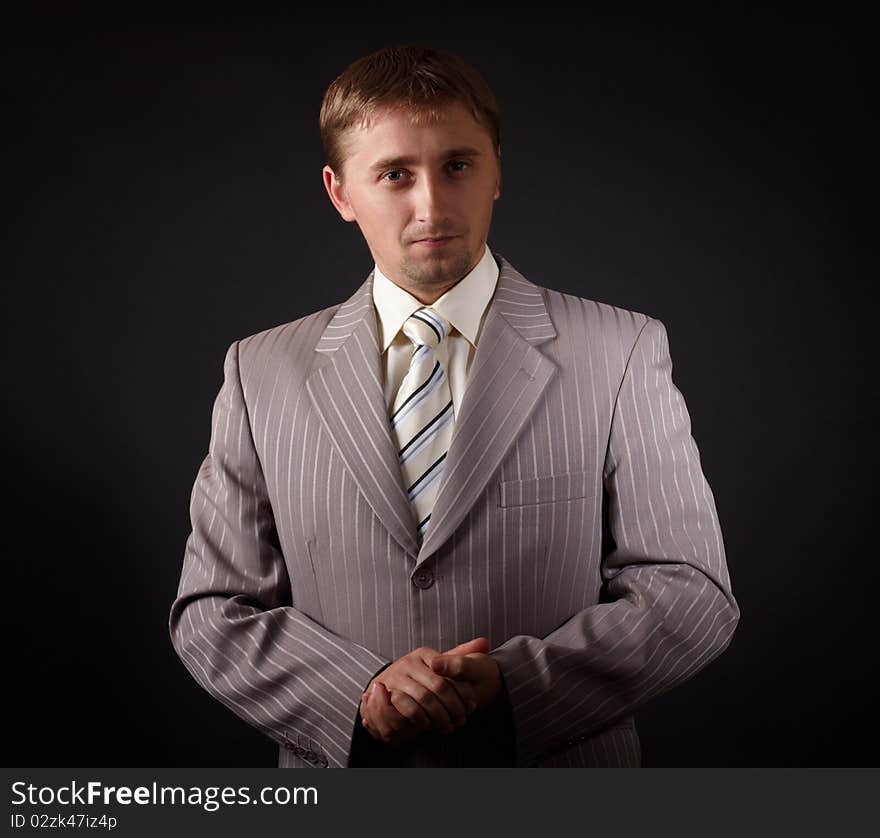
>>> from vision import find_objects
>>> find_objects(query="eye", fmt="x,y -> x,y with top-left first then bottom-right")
381,161 -> 471,184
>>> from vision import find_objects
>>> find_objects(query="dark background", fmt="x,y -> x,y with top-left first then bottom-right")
4,9 -> 874,767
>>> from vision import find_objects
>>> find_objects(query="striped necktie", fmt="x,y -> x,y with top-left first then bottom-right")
389,307 -> 455,541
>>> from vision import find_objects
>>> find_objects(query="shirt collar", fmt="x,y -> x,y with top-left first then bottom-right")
372,242 -> 499,353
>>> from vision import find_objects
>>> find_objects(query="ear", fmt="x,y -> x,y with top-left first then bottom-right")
322,165 -> 356,222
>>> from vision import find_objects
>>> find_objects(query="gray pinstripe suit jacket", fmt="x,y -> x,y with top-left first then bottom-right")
168,249 -> 739,768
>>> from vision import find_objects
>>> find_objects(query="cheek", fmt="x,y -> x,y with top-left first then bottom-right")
464,182 -> 497,215
363,198 -> 404,232
464,199 -> 495,232
358,207 -> 396,241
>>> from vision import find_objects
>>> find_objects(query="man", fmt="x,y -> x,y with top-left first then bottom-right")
168,44 -> 740,768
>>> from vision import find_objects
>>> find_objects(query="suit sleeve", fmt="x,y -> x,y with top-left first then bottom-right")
490,317 -> 740,767
168,340 -> 391,768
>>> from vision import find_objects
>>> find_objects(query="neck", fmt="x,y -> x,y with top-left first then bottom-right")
379,243 -> 486,305
406,279 -> 462,305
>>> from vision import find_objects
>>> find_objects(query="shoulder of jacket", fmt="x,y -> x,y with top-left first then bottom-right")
537,283 -> 656,339
233,303 -> 343,360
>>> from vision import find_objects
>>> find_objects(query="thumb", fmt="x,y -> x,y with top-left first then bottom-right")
442,636 -> 490,656
368,681 -> 391,706
365,680 -> 388,700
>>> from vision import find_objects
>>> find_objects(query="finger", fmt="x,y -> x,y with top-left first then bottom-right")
431,653 -> 482,682
374,684 -> 426,746
381,665 -> 464,731
442,636 -> 489,656
444,677 -> 478,713
397,674 -> 459,733
362,683 -> 394,740
411,660 -> 477,710
372,682 -> 413,729
407,669 -> 469,730
360,684 -> 374,721
370,683 -> 412,741
388,689 -> 432,730
360,686 -> 384,740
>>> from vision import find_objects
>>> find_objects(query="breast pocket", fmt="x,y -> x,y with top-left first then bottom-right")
497,469 -> 593,507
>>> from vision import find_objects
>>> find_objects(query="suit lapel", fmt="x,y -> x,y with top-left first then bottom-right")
305,251 -> 558,563
415,252 -> 558,565
305,271 -> 422,559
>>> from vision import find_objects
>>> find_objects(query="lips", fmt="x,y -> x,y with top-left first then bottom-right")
413,236 -> 458,247
414,236 -> 456,249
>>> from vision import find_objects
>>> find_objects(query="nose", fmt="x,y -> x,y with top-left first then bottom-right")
413,170 -> 448,225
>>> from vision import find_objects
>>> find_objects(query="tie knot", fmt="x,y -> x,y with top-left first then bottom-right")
402,308 -> 450,350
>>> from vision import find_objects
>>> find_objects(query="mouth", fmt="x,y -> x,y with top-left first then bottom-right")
413,236 -> 457,248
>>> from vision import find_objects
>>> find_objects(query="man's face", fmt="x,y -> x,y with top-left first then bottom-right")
323,100 -> 501,296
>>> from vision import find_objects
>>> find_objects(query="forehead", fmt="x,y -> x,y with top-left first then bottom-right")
343,101 -> 493,165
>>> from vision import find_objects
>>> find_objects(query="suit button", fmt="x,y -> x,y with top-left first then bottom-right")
412,569 -> 434,589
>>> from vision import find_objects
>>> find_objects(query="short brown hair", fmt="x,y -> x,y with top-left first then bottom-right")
319,44 -> 501,187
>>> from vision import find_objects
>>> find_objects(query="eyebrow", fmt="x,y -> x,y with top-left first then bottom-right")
368,146 -> 483,173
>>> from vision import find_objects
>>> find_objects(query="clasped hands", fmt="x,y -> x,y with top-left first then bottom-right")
359,637 -> 501,746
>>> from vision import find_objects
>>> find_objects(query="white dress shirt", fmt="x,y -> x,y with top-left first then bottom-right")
372,242 -> 500,419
